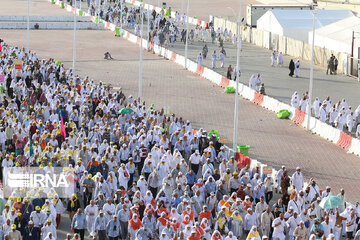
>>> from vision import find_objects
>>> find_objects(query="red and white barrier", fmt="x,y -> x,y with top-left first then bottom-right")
49,0 -> 360,158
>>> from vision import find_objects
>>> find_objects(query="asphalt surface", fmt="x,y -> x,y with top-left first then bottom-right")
116,1 -> 360,110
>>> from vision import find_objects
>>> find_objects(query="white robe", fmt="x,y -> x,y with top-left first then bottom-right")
271,52 -> 276,66
197,55 -> 203,66
291,93 -> 299,109
249,75 -> 256,90
103,203 -> 116,223
220,53 -> 225,67
291,172 -> 304,192
312,99 -> 321,118
118,168 -> 130,190
319,107 -> 327,122
295,60 -> 300,76
346,114 -> 355,132
277,53 -> 283,65
85,204 -> 98,236
335,115 -> 346,131
255,76 -> 263,91
211,53 -> 217,68
41,224 -> 57,240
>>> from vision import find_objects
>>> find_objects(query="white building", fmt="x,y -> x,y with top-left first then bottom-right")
257,9 -> 354,42
309,16 -> 360,58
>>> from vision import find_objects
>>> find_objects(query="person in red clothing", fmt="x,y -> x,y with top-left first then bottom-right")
29,122 -> 37,138
128,214 -> 142,239
199,205 -> 211,222
171,218 -> 180,232
13,197 -> 23,212
87,156 -> 100,176
157,212 -> 168,235
187,230 -> 200,240
182,205 -> 194,221
45,121 -> 54,133
156,200 -> 168,217
194,222 -> 204,239
211,230 -> 223,240
237,185 -> 246,200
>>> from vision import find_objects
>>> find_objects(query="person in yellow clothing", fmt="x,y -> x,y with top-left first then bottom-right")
221,206 -> 232,218
9,224 -> 22,240
246,226 -> 261,240
223,168 -> 232,191
215,210 -> 228,236
230,210 -> 243,238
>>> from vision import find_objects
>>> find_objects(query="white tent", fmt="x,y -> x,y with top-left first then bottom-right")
257,9 -> 354,42
309,16 -> 360,57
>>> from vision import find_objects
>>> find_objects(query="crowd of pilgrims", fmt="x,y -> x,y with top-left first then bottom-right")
85,0 -> 239,49
0,33 -> 358,240
291,92 -> 360,137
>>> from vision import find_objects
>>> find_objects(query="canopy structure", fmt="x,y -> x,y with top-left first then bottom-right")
257,9 -> 354,42
309,16 -> 360,57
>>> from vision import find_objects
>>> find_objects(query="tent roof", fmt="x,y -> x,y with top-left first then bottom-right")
268,9 -> 354,29
313,16 -> 360,45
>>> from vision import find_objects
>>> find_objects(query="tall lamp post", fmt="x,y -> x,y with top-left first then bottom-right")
306,7 -> 316,131
120,0 -> 123,33
184,0 -> 189,69
27,0 -> 30,52
147,0 -> 150,50
232,1 -> 242,152
72,0 -> 77,79
139,4 -> 144,99
181,0 -> 184,16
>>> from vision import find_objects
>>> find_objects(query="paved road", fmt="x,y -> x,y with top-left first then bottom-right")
71,0 -> 360,131
3,28 -> 360,204
118,1 -> 360,110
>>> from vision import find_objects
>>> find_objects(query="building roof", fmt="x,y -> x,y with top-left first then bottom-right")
266,9 -> 354,30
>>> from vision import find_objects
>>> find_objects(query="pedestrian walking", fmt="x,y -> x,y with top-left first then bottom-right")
289,59 -> 295,77
202,44 -> 208,59
271,51 -> 276,67
212,51 -> 217,69
227,65 -> 233,80
277,52 -> 283,66
197,53 -> 203,66
295,59 -> 301,77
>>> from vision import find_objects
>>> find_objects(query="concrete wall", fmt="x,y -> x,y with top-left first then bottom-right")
0,16 -> 90,22
214,16 -> 350,74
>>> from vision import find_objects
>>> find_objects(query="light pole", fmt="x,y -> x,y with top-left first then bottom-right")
97,0 -> 101,22
26,0 -> 30,52
72,0 -> 77,79
306,8 -> 316,131
139,4 -> 144,99
232,0 -> 242,152
181,0 -> 184,16
120,0 -> 123,34
27,0 -> 30,52
184,0 -> 189,69
147,0 -> 150,50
